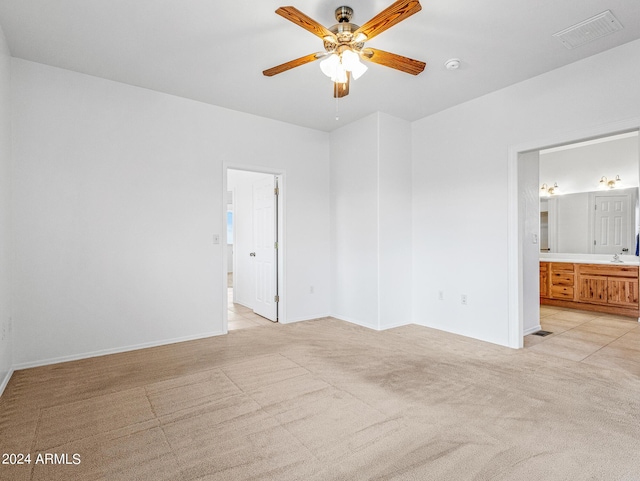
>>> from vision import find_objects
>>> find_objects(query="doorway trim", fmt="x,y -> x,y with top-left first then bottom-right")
508,117 -> 640,348
222,163 -> 286,332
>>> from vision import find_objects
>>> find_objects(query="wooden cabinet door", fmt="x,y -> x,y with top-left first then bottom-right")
540,263 -> 549,298
578,275 -> 608,304
608,277 -> 639,307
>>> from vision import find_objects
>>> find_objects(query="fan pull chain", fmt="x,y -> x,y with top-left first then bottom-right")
335,97 -> 340,121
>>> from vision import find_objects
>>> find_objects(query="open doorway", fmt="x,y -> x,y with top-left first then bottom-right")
226,168 -> 282,330
534,132 -> 640,340
510,122 -> 640,350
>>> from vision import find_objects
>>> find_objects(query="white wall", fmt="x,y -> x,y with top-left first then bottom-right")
227,245 -> 233,273
330,112 -> 412,329
330,114 -> 379,327
412,39 -> 640,346
0,24 -> 12,392
378,113 -> 412,329
519,151 -> 540,337
11,59 -> 330,367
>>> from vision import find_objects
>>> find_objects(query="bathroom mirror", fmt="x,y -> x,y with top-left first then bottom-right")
539,131 -> 639,256
540,187 -> 638,255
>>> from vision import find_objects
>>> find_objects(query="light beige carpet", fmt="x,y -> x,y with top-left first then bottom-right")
1,317 -> 640,480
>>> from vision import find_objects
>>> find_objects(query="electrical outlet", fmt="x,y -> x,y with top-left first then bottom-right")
438,291 -> 444,300
461,294 -> 468,305
213,234 -> 220,245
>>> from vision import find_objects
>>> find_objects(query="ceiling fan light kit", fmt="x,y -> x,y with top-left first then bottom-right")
263,0 -> 426,98
320,48 -> 368,82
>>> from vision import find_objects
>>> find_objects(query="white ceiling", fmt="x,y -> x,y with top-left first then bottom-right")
1,0 -> 639,132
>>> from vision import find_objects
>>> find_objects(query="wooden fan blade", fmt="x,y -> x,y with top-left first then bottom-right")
263,53 -> 322,76
334,72 -> 350,98
361,48 -> 426,75
354,0 -> 421,41
276,6 -> 336,40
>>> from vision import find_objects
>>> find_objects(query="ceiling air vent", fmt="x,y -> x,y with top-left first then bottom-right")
553,10 -> 623,50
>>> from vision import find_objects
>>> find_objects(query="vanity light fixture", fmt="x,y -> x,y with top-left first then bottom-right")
540,184 -> 549,196
598,175 -> 622,189
540,182 -> 560,196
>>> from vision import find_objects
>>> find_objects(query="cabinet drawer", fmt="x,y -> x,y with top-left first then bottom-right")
551,285 -> 574,299
578,264 -> 639,278
551,262 -> 574,273
551,273 -> 574,286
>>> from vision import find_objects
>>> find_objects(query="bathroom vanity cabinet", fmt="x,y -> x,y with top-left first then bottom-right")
540,261 -> 639,318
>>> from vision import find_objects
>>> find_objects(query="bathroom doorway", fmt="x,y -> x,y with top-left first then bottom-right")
510,122 -> 640,349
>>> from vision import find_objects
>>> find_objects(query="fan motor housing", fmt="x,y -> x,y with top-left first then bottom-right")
330,22 -> 360,40
335,6 -> 353,22
328,7 -> 360,46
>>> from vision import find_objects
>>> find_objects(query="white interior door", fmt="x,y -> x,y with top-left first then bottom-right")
252,176 -> 277,321
594,194 -> 630,254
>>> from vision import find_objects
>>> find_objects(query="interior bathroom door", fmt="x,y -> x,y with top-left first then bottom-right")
593,194 -> 630,254
252,176 -> 277,321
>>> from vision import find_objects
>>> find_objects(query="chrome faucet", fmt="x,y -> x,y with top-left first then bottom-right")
612,254 -> 623,263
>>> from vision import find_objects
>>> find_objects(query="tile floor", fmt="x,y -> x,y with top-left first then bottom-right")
227,274 -> 277,330
525,305 -> 640,376
227,289 -> 276,330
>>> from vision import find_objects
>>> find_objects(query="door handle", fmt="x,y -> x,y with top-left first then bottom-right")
249,252 -> 256,257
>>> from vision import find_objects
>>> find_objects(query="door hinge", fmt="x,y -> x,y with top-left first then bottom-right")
274,241 -> 279,249
594,240 -> 597,245
274,187 -> 279,196
274,295 -> 280,302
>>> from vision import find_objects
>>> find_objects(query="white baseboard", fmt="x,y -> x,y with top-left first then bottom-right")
12,330 -> 226,371
330,314 -> 377,330
0,368 -> 14,397
330,314 -> 411,331
280,313 -> 330,324
524,324 -> 542,336
379,319 -> 413,330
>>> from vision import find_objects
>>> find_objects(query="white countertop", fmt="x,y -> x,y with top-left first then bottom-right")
540,253 -> 640,266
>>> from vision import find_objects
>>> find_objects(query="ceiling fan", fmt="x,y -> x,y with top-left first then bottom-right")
263,0 -> 426,98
